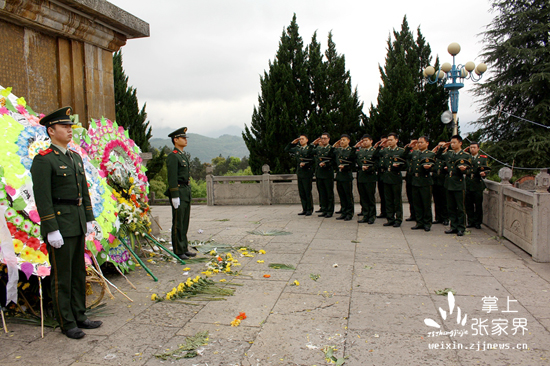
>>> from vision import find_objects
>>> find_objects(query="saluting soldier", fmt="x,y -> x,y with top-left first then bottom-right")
404,142 -> 418,222
406,137 -> 435,231
285,134 -> 315,216
333,134 -> 356,221
465,142 -> 489,229
166,127 -> 196,260
31,106 -> 102,339
376,135 -> 388,219
380,132 -> 407,227
431,142 -> 449,226
355,134 -> 382,224
437,135 -> 471,236
312,132 -> 335,217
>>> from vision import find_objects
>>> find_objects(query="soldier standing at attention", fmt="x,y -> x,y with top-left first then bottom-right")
406,137 -> 435,231
376,135 -> 388,219
31,107 -> 102,339
432,142 -> 450,226
285,134 -> 315,216
380,133 -> 407,227
166,127 -> 197,260
333,134 -> 356,221
312,133 -> 335,218
465,142 -> 489,229
437,135 -> 471,236
355,135 -> 381,224
404,141 -> 418,222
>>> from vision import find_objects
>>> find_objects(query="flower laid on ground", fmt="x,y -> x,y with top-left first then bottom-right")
291,280 -> 300,286
205,252 -> 240,275
154,276 -> 236,302
219,279 -> 227,283
230,312 -> 247,327
263,274 -> 271,278
259,249 -> 266,254
151,293 -> 159,301
257,260 -> 264,263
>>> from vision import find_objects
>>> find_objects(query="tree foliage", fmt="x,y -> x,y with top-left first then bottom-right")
113,51 -> 152,152
474,0 -> 550,168
367,16 -> 449,145
243,14 -> 364,174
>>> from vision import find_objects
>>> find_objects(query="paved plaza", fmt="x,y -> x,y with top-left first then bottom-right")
2,204 -> 550,366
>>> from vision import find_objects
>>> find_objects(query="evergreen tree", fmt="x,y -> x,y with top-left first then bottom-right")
474,0 -> 550,168
113,51 -> 152,152
243,14 -> 308,174
368,17 -> 449,144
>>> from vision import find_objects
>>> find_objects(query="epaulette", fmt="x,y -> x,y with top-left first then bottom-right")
173,150 -> 178,154
39,148 -> 53,156
480,155 -> 488,158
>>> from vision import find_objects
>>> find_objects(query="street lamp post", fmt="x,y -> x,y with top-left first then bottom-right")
423,42 -> 487,135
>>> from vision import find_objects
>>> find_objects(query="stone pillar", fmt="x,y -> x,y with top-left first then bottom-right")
496,168 -> 513,237
535,169 -> 550,192
206,166 -> 214,206
533,169 -> 550,262
261,164 -> 271,205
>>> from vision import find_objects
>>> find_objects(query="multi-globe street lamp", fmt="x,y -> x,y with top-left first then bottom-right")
423,42 -> 487,135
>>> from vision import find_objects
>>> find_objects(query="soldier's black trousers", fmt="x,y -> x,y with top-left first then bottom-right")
466,190 -> 484,226
171,187 -> 191,254
298,176 -> 313,213
384,182 -> 403,224
446,189 -> 466,232
432,184 -> 448,222
377,178 -> 386,216
316,176 -> 334,214
357,181 -> 376,221
406,177 -> 415,219
412,185 -> 433,228
336,180 -> 354,218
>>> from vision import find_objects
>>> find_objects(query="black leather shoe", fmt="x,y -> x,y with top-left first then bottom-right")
368,219 -> 375,224
457,231 -> 464,236
305,211 -> 312,216
424,226 -> 431,232
335,210 -> 342,214
432,220 -> 442,224
411,225 -> 422,230
315,209 -> 323,213
475,224 -> 482,229
325,214 -> 333,218
344,216 -> 352,221
442,220 -> 449,225
393,222 -> 401,227
298,211 -> 306,215
358,212 -> 364,216
405,217 -> 415,222
63,327 -> 86,339
184,251 -> 196,257
377,214 -> 387,218
383,222 -> 395,226
178,253 -> 190,260
466,224 -> 475,228
77,319 -> 102,329
358,218 -> 369,223
445,229 -> 458,234
336,215 -> 346,220
318,213 -> 327,217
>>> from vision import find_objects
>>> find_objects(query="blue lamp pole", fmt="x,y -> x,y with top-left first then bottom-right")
423,42 -> 487,135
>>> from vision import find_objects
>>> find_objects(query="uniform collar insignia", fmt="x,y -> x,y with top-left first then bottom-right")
59,165 -> 67,169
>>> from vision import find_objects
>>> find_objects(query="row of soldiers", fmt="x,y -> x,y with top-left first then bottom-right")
285,132 -> 489,236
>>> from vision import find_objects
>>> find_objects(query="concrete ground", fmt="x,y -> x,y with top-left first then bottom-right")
2,204 -> 550,366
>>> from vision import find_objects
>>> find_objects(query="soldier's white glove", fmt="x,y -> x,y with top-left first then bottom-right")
86,221 -> 95,236
47,230 -> 64,249
171,197 -> 180,209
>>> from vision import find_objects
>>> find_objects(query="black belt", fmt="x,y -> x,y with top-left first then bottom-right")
53,197 -> 82,206
178,180 -> 189,186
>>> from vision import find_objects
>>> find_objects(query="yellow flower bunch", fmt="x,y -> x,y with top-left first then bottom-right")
259,250 -> 266,254
151,293 -> 159,301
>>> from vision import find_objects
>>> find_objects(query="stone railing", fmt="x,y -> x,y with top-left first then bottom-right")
483,168 -> 550,262
205,164 -> 407,206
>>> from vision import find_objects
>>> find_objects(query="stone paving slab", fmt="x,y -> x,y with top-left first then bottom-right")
2,203 -> 550,366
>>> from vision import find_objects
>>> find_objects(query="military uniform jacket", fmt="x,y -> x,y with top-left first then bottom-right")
313,145 -> 335,179
380,146 -> 407,185
285,143 -> 314,178
356,146 -> 380,183
466,154 -> 489,191
441,149 -> 471,191
432,153 -> 449,186
408,149 -> 435,187
334,146 -> 356,182
31,145 -> 94,238
166,148 -> 191,202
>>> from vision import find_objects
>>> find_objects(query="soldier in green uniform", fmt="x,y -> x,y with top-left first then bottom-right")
312,132 -> 335,217
380,133 -> 407,227
406,137 -> 435,231
355,135 -> 381,224
285,134 -> 315,216
333,134 -> 356,221
437,135 -> 471,236
432,143 -> 449,226
31,107 -> 102,339
166,127 -> 197,260
465,142 -> 489,229
376,135 -> 388,219
404,143 -> 418,222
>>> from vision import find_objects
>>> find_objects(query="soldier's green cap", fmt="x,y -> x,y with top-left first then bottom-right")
168,127 -> 187,139
39,106 -> 74,128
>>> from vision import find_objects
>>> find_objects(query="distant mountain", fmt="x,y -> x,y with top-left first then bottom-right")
150,133 -> 249,163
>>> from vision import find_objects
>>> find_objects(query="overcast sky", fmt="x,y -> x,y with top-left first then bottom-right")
109,0 -> 495,139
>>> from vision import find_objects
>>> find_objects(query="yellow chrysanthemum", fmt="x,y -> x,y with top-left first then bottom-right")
151,294 -> 158,301
209,250 -> 217,255
12,239 -> 23,254
219,279 -> 227,283
257,260 -> 264,263
259,250 -> 266,254
293,280 -> 300,286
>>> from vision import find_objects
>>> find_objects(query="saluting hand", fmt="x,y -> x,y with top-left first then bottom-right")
312,137 -> 321,145
291,138 -> 300,144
